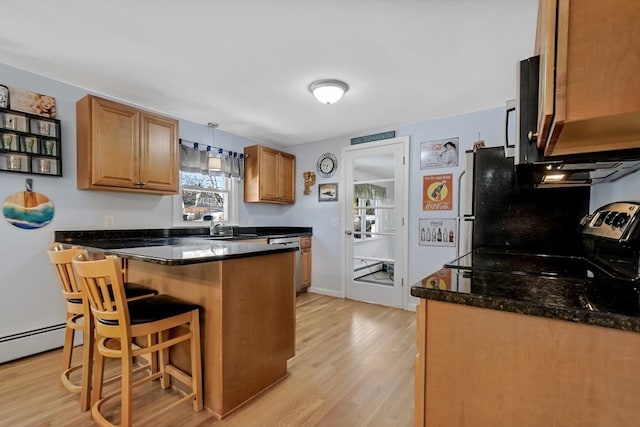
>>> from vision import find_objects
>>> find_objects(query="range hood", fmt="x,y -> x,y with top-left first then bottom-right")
516,157 -> 640,189
512,55 -> 640,188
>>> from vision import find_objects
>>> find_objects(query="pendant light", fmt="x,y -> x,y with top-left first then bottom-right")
308,79 -> 349,104
207,122 -> 221,171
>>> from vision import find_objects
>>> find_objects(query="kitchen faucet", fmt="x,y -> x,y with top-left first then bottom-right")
210,221 -> 222,236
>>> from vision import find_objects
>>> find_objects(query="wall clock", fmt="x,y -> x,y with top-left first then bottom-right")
317,152 -> 338,178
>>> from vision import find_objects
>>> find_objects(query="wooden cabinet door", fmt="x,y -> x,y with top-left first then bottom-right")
300,236 -> 311,289
140,112 -> 178,193
278,153 -> 295,203
535,0 -> 556,150
259,147 -> 280,201
89,96 -> 140,188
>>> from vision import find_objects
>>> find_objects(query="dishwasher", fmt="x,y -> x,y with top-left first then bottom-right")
268,237 -> 301,293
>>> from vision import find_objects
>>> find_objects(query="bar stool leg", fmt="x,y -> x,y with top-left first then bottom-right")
62,312 -> 75,373
190,310 -> 203,411
121,344 -> 134,427
91,337 -> 105,409
159,330 -> 171,390
79,311 -> 94,411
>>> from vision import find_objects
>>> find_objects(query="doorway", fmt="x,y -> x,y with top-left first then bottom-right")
343,137 -> 409,309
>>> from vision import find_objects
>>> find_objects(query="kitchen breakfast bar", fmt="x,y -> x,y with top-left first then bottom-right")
55,228 -> 302,419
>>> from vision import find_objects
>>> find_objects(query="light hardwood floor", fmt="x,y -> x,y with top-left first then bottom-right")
0,293 -> 416,426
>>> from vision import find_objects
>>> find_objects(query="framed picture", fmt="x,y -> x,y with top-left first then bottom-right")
418,218 -> 456,247
318,183 -> 338,202
9,87 -> 57,118
420,137 -> 459,169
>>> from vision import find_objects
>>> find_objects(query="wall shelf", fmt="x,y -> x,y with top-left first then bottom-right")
0,106 -> 62,177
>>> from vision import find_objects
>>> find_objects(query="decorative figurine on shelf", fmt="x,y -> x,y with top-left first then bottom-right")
0,85 -> 8,108
303,171 -> 316,195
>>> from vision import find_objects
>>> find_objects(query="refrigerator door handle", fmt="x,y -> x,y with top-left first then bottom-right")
456,169 -> 467,258
504,99 -> 516,158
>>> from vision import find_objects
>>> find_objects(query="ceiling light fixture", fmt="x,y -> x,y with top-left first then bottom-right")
308,79 -> 349,104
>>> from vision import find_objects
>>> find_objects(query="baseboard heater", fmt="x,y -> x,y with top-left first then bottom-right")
0,323 -> 65,344
353,261 -> 383,279
0,323 -> 68,364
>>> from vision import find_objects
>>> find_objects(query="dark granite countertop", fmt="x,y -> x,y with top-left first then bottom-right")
53,227 -> 311,266
411,267 -> 640,332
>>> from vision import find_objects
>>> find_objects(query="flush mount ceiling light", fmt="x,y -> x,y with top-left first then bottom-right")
308,79 -> 349,104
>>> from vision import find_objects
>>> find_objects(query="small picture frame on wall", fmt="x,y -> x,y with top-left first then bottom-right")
318,183 -> 338,202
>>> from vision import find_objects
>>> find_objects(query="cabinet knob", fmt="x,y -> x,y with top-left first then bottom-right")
527,131 -> 538,142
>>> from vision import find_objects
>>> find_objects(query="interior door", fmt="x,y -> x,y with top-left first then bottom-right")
344,137 -> 409,308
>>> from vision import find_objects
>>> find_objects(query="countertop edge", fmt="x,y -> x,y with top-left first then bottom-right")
411,286 -> 640,333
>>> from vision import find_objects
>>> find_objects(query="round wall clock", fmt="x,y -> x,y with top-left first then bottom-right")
317,152 -> 338,178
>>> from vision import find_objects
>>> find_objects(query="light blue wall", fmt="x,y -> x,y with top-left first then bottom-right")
286,107 -> 508,306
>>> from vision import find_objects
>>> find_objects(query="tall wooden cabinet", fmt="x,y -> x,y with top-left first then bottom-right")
76,94 -> 179,195
535,0 -> 640,157
243,144 -> 295,204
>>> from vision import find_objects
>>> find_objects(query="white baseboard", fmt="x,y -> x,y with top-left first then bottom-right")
407,302 -> 418,312
307,286 -> 342,298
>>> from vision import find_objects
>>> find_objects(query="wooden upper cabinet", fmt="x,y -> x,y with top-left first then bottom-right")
76,94 -> 178,195
244,145 -> 295,204
536,0 -> 640,157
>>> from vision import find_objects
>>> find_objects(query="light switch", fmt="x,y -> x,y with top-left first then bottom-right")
331,217 -> 339,227
104,215 -> 114,228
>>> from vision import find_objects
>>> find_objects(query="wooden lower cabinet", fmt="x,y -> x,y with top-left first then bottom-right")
300,236 -> 311,291
415,299 -> 640,427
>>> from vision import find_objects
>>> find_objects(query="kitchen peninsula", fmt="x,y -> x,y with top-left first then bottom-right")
55,227 -> 310,419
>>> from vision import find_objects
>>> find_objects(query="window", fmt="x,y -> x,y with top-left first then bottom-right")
174,171 -> 237,225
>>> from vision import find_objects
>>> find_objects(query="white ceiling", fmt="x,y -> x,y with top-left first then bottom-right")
0,0 -> 538,147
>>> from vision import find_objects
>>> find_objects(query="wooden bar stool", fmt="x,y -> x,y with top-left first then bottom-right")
46,243 -> 157,412
72,253 -> 203,427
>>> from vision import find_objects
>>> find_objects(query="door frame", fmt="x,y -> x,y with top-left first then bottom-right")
340,136 -> 410,310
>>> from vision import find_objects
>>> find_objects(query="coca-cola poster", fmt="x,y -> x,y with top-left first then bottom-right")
423,173 -> 453,211
418,218 -> 456,247
420,137 -> 459,169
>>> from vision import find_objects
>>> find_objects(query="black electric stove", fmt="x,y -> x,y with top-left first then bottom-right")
433,202 -> 640,320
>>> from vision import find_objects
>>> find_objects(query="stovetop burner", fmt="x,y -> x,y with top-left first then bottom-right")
445,249 -> 619,281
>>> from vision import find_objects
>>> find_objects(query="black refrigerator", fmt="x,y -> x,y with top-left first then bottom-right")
462,147 -> 590,255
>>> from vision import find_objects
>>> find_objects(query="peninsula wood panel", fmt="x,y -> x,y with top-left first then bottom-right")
415,300 -> 640,427
126,251 -> 295,419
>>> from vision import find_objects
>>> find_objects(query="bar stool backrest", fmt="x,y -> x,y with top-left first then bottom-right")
46,243 -> 84,304
72,254 -> 132,342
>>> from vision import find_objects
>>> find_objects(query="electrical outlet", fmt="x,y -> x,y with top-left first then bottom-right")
104,215 -> 114,228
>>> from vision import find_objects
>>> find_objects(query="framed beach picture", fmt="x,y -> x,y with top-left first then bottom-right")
318,183 -> 338,202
